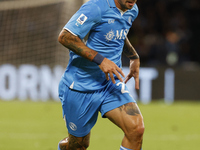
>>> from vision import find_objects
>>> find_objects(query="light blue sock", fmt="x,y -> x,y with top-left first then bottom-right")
120,146 -> 132,150
120,145 -> 143,150
57,143 -> 61,150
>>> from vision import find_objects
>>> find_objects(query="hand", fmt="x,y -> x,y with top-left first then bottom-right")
124,59 -> 140,89
99,58 -> 125,84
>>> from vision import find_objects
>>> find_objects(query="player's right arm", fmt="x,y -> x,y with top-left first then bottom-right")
58,29 -> 97,62
58,29 -> 124,84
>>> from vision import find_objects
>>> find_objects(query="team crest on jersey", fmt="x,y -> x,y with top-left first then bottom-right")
104,30 -> 115,42
76,14 -> 88,25
69,122 -> 77,131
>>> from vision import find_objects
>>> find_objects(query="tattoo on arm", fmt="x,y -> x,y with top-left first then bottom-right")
59,29 -> 97,61
123,38 -> 139,59
119,102 -> 141,116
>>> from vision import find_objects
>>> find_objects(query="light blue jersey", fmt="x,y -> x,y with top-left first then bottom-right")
62,0 -> 139,91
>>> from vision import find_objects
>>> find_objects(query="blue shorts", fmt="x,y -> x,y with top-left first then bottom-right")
58,79 -> 136,137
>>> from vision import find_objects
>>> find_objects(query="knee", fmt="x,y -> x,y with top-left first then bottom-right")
136,123 -> 145,137
58,138 -> 68,150
125,116 -> 145,139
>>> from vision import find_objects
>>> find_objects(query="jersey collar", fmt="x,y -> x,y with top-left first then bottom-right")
107,0 -> 116,8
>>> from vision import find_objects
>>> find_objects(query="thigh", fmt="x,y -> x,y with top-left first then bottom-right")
59,133 -> 91,149
68,132 -> 91,149
104,102 -> 144,134
100,81 -> 136,117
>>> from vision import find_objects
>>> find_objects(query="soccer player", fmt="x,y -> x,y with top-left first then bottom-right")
57,0 -> 144,150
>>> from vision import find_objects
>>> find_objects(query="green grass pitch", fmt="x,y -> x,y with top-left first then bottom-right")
0,100 -> 200,150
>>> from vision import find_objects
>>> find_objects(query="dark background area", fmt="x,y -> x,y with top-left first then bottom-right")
123,0 -> 200,68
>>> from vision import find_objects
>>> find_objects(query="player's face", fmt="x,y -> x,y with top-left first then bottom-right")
115,0 -> 137,11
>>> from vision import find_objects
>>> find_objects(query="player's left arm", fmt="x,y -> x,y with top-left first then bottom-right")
123,38 -> 140,89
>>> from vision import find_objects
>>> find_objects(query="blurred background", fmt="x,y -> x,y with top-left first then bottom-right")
0,1 -> 200,150
0,0 -> 200,102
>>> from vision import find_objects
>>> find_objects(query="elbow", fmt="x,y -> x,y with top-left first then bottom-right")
58,29 -> 70,46
58,31 -> 64,45
58,29 -> 74,48
58,29 -> 79,50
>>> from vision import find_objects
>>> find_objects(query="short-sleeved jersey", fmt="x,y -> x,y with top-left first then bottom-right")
62,0 -> 139,92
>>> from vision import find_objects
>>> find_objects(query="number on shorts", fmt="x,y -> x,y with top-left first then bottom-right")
116,82 -> 129,94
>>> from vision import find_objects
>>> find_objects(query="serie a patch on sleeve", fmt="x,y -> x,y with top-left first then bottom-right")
76,14 -> 88,25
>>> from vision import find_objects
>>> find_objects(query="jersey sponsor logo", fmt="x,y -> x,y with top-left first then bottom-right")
105,29 -> 129,42
76,13 -> 88,26
69,122 -> 77,131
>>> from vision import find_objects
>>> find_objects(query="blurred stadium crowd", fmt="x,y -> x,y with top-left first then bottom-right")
0,0 -> 199,68
124,0 -> 200,67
